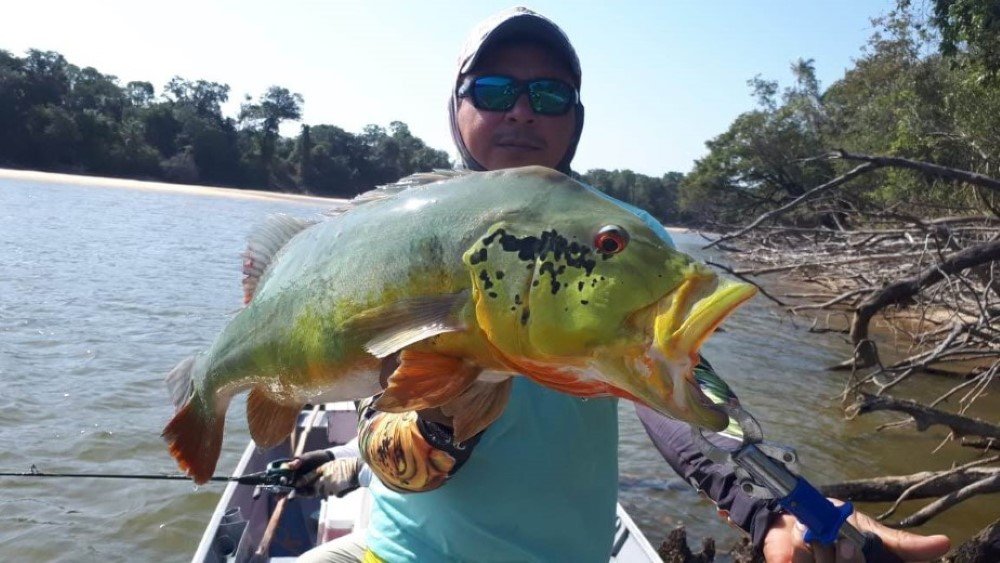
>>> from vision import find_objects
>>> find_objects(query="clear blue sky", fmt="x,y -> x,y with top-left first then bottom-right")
3,0 -> 898,177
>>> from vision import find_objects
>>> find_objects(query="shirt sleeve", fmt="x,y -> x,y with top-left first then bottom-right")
634,362 -> 783,554
356,395 -> 482,493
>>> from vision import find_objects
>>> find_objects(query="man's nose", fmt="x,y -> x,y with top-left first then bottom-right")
504,93 -> 535,123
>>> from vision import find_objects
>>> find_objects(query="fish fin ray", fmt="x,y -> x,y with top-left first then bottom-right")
346,292 -> 468,358
375,350 -> 480,412
324,169 -> 474,217
243,214 -> 318,305
162,395 -> 225,484
246,389 -> 301,448
441,378 -> 513,443
165,355 -> 197,410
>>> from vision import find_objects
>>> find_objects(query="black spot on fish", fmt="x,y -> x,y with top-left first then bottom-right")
469,247 -> 488,265
496,271 -> 505,279
532,280 -> 539,287
513,294 -> 522,305
577,281 -> 584,291
520,308 -> 530,325
510,306 -> 517,311
488,291 -> 498,298
483,228 -> 596,275
478,270 -> 494,290
591,279 -> 598,287
581,300 -> 589,305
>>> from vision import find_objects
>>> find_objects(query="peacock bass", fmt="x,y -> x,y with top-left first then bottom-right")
163,166 -> 756,483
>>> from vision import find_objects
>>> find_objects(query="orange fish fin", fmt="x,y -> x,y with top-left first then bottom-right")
375,350 -> 480,412
162,398 -> 224,484
246,388 -> 301,448
440,378 -> 513,443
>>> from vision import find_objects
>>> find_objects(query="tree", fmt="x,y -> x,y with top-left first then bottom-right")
925,0 -> 1000,82
239,86 -> 304,184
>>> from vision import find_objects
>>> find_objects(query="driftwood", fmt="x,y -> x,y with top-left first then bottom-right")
656,527 -> 717,563
848,240 -> 1000,367
939,518 -> 1000,563
848,394 -> 1000,439
698,151 -> 1000,538
820,466 -> 1000,502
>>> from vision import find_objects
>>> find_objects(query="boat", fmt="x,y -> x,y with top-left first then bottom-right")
193,402 -> 664,562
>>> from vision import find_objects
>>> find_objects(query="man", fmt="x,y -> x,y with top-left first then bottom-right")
295,7 -> 952,562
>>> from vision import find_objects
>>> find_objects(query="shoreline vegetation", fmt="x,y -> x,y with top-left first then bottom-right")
4,1 -> 1000,560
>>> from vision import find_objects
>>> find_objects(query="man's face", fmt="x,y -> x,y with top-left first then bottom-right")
457,43 -> 577,171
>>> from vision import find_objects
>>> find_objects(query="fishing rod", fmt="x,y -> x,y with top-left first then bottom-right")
0,463 -> 295,488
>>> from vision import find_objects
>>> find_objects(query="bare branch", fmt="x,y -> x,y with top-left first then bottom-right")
705,162 -> 879,248
894,473 -> 1000,527
819,466 -> 1000,502
850,393 -> 1000,440
849,239 -> 1000,368
834,150 -> 1000,194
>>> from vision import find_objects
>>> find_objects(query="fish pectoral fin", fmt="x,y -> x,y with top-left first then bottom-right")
375,350 -> 480,412
440,378 -> 513,443
246,388 -> 301,448
346,292 -> 469,358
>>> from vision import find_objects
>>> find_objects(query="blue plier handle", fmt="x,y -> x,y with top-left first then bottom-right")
692,403 -> 903,562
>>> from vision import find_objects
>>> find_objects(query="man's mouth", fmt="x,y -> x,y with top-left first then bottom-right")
493,134 -> 545,151
496,142 -> 543,151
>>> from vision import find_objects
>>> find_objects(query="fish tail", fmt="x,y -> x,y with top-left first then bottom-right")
162,355 -> 225,484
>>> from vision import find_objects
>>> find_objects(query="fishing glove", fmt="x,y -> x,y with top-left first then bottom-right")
294,457 -> 363,498
290,449 -> 336,481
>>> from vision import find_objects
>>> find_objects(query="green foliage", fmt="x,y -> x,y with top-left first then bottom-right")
925,0 -> 1000,82
0,49 -> 450,195
581,169 -> 682,224
680,4 -> 1000,226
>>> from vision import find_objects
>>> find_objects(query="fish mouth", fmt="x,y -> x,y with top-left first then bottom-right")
630,264 -> 757,430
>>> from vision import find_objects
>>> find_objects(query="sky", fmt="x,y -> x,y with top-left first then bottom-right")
2,0 -> 902,177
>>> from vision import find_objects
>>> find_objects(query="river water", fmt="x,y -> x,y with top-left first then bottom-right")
0,174 -> 995,561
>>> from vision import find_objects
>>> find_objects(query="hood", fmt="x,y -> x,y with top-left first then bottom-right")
448,6 -> 585,174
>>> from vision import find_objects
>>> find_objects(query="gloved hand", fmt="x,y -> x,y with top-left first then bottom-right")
283,449 -> 336,483
293,457 -> 363,498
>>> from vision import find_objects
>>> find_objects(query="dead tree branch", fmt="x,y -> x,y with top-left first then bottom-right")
895,473 -> 1000,528
819,466 -> 1000,502
833,150 -> 1000,194
849,393 -> 1000,439
848,239 -> 1000,368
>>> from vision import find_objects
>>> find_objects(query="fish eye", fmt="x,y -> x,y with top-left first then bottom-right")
594,225 -> 629,255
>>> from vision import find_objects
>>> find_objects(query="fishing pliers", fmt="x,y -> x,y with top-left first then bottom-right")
691,403 -> 903,562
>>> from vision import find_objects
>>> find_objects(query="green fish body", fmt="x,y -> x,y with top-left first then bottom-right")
163,166 -> 756,482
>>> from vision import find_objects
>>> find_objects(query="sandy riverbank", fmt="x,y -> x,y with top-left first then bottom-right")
0,168 -> 346,206
1,167 -> 695,234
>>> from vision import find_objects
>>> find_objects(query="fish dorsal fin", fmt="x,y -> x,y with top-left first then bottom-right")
242,214 -> 317,304
325,169 -> 475,217
375,349 -> 481,412
344,291 -> 469,358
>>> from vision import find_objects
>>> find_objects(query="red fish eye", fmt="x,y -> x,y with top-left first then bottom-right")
594,225 -> 629,254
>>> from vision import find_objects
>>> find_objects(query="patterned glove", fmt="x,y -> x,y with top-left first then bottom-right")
294,457 -> 363,498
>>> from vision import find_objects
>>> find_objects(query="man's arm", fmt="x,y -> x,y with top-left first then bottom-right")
635,359 -> 783,554
355,394 -> 482,493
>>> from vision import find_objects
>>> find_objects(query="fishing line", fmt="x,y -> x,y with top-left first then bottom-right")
0,464 -> 265,484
